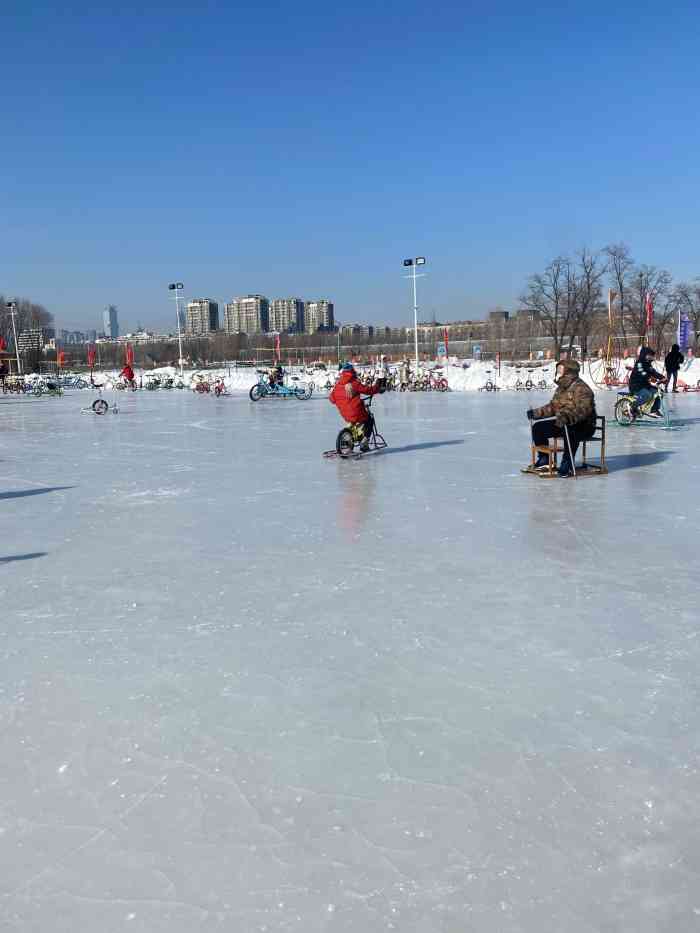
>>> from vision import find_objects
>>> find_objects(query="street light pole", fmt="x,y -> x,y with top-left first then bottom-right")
6,301 -> 22,375
403,258 -> 426,374
337,324 -> 341,365
168,283 -> 185,377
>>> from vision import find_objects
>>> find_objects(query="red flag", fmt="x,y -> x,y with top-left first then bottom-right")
125,344 -> 134,365
645,292 -> 654,331
87,346 -> 96,368
274,333 -> 281,362
57,350 -> 66,367
443,326 -> 449,357
0,337 -> 6,352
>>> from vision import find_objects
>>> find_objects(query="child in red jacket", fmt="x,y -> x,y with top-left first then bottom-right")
120,364 -> 136,388
329,363 -> 384,451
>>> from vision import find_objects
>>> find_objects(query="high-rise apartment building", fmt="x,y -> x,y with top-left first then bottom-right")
269,298 -> 304,334
304,300 -> 334,333
224,295 -> 269,335
186,299 -> 219,335
102,305 -> 119,339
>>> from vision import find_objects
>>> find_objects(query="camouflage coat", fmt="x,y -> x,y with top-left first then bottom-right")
533,363 -> 596,429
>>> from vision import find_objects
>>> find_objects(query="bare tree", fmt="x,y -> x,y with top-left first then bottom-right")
572,248 -> 606,357
604,243 -> 635,340
520,257 -> 572,357
627,265 -> 673,344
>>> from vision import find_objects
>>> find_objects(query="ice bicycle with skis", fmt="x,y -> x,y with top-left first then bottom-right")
249,371 -> 313,401
323,395 -> 387,460
614,384 -> 671,427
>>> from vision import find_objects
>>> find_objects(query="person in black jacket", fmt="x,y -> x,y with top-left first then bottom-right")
629,347 -> 665,417
664,343 -> 684,393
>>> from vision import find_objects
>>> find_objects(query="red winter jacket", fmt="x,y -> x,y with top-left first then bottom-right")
121,365 -> 135,382
329,370 -> 380,423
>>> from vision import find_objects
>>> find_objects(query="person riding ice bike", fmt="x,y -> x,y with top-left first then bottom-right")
268,364 -> 284,389
629,346 -> 665,418
526,359 -> 596,477
120,363 -> 136,389
329,363 -> 385,452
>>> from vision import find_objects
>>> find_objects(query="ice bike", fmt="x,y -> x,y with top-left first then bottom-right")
614,384 -> 668,426
249,373 -> 312,401
32,380 -> 63,397
323,396 -> 387,459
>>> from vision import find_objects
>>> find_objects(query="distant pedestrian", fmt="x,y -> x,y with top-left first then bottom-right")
0,359 -> 8,392
664,343 -> 684,393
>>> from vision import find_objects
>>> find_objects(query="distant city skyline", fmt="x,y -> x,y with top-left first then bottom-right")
3,3 -> 699,332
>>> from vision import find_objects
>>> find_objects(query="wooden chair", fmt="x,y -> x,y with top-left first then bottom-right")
529,415 -> 607,478
580,415 -> 607,475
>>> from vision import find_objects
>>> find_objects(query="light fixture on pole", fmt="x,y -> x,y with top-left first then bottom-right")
168,283 -> 185,376
403,257 -> 426,372
5,300 -> 22,375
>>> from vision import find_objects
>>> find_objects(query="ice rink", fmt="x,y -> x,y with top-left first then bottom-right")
2,387 -> 700,932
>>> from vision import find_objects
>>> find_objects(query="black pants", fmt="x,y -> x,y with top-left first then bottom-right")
666,370 -> 679,391
532,417 -> 593,462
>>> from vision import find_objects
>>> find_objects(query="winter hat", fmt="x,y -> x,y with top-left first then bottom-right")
557,359 -> 580,375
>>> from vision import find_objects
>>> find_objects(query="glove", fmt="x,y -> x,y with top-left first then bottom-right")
555,415 -> 567,428
526,409 -> 535,421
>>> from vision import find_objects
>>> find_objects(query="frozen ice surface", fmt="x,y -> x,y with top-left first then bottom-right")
1,388 -> 700,932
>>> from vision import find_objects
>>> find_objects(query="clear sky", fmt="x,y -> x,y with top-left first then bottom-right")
2,0 -> 699,332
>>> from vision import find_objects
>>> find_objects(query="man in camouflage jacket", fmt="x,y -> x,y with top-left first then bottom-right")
527,359 -> 596,477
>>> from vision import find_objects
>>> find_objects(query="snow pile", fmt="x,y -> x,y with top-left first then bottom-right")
71,354 -> 700,396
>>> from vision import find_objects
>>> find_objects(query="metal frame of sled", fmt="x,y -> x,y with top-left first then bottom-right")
523,416 -> 607,479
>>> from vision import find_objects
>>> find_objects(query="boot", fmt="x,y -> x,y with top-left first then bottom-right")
558,456 -> 574,478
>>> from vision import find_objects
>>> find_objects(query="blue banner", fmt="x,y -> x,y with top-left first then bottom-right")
679,314 -> 692,351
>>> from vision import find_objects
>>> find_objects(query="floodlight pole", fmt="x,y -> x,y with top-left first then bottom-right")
168,283 -> 185,377
403,258 -> 426,374
412,266 -> 419,371
337,323 -> 341,364
6,301 -> 22,375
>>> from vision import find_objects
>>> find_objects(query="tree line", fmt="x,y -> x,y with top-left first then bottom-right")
520,244 -> 700,358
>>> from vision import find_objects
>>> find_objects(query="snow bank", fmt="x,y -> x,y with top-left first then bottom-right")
79,354 -> 700,396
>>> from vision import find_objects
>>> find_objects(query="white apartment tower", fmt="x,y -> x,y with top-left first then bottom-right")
269,298 -> 305,333
305,299 -> 334,333
186,299 -> 219,335
224,295 -> 269,335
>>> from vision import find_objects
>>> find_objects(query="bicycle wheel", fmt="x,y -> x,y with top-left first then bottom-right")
336,428 -> 355,457
92,399 -> 109,415
33,385 -> 43,396
249,383 -> 265,401
485,381 -> 494,392
294,384 -> 312,400
615,397 -> 634,426
525,379 -> 534,390
437,378 -> 448,392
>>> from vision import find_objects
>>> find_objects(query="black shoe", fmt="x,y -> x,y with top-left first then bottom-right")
359,440 -> 370,453
534,453 -> 549,469
558,458 -> 574,477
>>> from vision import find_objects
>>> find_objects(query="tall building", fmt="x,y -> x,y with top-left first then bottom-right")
305,300 -> 334,333
102,305 -> 119,339
224,295 -> 269,335
269,298 -> 304,334
340,323 -> 374,338
186,299 -> 219,335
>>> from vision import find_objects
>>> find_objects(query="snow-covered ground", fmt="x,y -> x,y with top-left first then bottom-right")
70,353 -> 700,395
2,389 -> 700,932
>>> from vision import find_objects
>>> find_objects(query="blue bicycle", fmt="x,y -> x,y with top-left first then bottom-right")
249,372 -> 312,401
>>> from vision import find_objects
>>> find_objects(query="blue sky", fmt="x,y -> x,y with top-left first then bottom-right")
2,1 -> 699,331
